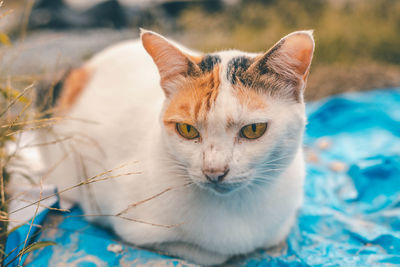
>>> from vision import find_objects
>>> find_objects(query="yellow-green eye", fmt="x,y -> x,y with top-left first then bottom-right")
176,123 -> 200,139
240,123 -> 267,139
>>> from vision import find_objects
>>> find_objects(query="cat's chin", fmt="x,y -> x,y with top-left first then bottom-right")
196,181 -> 247,196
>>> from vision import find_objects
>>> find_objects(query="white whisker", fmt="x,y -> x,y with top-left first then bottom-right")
261,154 -> 292,165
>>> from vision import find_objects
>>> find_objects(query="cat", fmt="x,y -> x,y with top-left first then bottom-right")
15,29 -> 314,265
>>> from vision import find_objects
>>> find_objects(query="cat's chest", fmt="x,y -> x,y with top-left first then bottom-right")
179,192 -> 280,253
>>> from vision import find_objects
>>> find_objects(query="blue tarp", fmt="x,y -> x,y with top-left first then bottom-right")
5,88 -> 400,266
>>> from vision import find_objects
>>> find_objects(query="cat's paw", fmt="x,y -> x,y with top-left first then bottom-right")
149,241 -> 230,266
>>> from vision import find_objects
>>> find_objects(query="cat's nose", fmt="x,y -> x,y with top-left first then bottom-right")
202,167 -> 230,183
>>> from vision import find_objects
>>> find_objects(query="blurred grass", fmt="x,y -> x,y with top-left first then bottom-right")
176,0 -> 400,99
0,3 -> 36,255
0,80 -> 34,262
178,0 -> 400,65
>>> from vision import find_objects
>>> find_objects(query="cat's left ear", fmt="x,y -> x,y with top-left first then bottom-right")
141,29 -> 201,97
248,30 -> 314,101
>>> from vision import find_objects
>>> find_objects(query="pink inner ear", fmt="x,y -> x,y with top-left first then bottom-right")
283,33 -> 314,76
141,32 -> 189,82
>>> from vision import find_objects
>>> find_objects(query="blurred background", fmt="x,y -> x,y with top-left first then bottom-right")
1,0 -> 400,100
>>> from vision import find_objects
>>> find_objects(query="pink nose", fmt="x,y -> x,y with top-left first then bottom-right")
202,167 -> 230,183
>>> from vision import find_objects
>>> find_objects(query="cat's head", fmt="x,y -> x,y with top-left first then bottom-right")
141,30 -> 314,195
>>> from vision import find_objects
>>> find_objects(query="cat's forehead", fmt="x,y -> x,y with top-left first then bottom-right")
163,51 -> 267,127
207,50 -> 258,83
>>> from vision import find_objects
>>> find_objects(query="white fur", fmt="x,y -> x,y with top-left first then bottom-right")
29,33 -> 310,265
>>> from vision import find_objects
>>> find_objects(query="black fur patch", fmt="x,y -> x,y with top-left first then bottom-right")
35,69 -> 70,117
187,60 -> 201,77
255,39 -> 284,75
226,56 -> 253,85
198,55 -> 221,73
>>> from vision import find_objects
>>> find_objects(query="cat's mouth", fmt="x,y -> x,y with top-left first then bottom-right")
197,181 -> 247,195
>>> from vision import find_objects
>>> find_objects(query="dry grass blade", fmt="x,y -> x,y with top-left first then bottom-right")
0,83 -> 34,118
19,136 -> 74,149
117,216 -> 183,229
77,172 -> 141,186
4,241 -> 56,267
0,160 -> 5,207
20,241 -> 56,255
2,227 -> 46,265
0,218 -> 42,228
0,159 -> 8,260
65,214 -> 182,229
0,117 -> 63,128
12,198 -> 70,213
5,122 -> 59,137
18,0 -> 34,42
17,179 -> 43,265
116,182 -> 193,216
5,99 -> 32,130
8,162 -> 139,215
1,116 -> 100,128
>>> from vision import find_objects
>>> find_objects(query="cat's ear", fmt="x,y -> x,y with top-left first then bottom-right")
255,30 -> 314,79
141,29 -> 201,97
248,30 -> 314,100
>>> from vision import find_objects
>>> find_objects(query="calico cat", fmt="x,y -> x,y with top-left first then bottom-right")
30,30 -> 314,265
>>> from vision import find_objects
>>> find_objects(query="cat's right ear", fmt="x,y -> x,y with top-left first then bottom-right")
141,29 -> 201,97
246,30 -> 315,102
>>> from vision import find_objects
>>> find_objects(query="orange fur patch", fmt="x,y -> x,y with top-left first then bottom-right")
163,65 -> 220,130
57,67 -> 91,112
187,54 -> 203,64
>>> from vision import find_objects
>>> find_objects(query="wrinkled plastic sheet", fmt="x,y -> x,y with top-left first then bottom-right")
6,88 -> 400,266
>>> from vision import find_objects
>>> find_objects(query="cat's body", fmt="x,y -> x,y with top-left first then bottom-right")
23,30 -> 313,265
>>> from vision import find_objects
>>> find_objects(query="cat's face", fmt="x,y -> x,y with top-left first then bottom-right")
142,30 -> 314,195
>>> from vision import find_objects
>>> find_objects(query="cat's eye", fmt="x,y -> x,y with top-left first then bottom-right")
176,123 -> 200,140
240,123 -> 267,140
